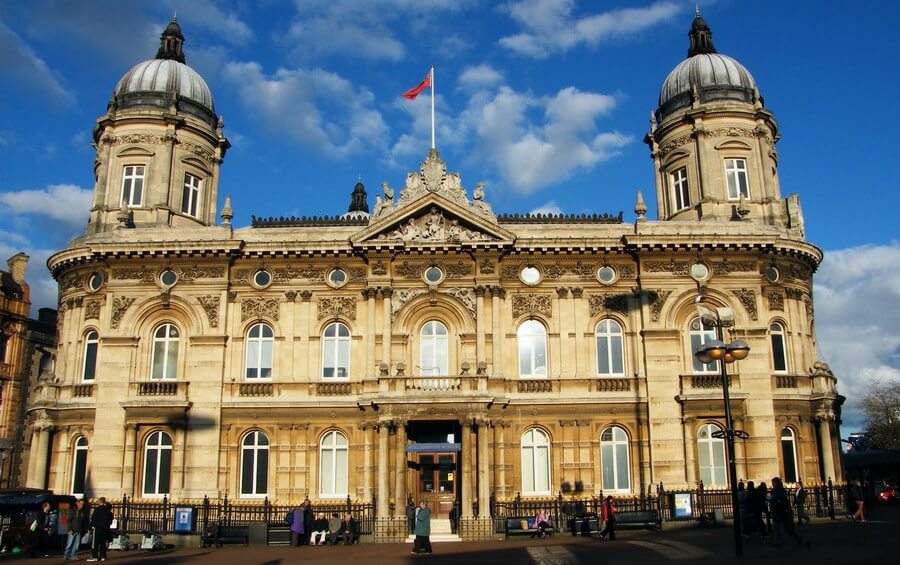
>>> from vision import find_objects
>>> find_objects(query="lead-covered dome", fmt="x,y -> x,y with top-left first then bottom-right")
656,13 -> 758,122
111,18 -> 216,125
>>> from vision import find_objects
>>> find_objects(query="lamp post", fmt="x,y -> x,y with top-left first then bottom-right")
694,304 -> 750,557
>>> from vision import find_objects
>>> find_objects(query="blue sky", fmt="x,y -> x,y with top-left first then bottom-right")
1,0 -> 898,436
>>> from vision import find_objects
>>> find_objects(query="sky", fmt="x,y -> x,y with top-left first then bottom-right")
1,0 -> 898,438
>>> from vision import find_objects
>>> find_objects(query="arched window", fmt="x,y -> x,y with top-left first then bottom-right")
151,324 -> 179,380
781,428 -> 799,483
697,423 -> 726,487
71,436 -> 89,496
322,322 -> 351,378
245,323 -> 274,379
521,428 -> 551,495
240,431 -> 269,498
690,317 -> 719,374
319,430 -> 349,498
596,319 -> 625,376
142,431 -> 172,497
770,322 -> 788,373
420,321 -> 448,376
600,426 -> 631,492
518,320 -> 548,378
82,331 -> 99,382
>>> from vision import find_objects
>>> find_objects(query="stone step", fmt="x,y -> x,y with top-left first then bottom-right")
406,533 -> 461,543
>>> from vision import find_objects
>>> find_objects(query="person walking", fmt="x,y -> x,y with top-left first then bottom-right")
794,480 -> 810,526
754,482 -> 770,536
849,480 -> 865,522
64,498 -> 89,561
599,496 -> 617,540
412,500 -> 432,555
86,497 -> 113,562
285,504 -> 304,547
770,477 -> 803,546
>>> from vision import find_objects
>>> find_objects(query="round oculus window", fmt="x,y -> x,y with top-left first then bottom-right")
328,268 -> 348,287
520,265 -> 541,285
764,265 -> 780,284
424,266 -> 444,284
253,269 -> 272,288
689,262 -> 710,282
88,273 -> 104,292
597,266 -> 617,285
159,269 -> 178,287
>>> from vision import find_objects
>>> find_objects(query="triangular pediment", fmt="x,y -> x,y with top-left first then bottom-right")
351,149 -> 515,247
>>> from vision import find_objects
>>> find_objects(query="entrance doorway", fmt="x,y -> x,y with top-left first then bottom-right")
406,421 -> 461,519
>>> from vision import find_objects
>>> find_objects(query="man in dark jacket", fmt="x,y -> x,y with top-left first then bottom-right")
31,502 -> 58,557
64,498 -> 89,560
301,499 -> 314,545
87,497 -> 113,562
340,512 -> 359,545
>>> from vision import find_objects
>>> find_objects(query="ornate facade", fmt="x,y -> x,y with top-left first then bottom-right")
26,14 -> 843,541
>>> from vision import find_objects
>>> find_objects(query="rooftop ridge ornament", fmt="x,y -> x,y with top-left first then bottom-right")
156,17 -> 186,63
687,10 -> 716,57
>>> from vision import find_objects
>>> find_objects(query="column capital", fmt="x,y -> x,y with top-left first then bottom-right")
555,287 -> 570,298
474,285 -> 487,297
379,287 -> 394,298
490,286 -> 506,298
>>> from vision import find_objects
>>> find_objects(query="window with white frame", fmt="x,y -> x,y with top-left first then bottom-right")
322,322 -> 350,378
600,426 -> 631,492
71,436 -> 89,496
181,173 -> 202,218
245,323 -> 273,379
521,428 -> 551,495
142,431 -> 172,497
319,430 -> 348,498
596,319 -> 625,376
671,166 -> 690,211
240,431 -> 269,498
697,423 -> 726,486
724,158 -> 750,200
420,321 -> 449,376
781,428 -> 799,483
121,165 -> 145,207
770,322 -> 788,373
151,323 -> 179,380
518,320 -> 548,378
690,317 -> 720,374
82,331 -> 99,382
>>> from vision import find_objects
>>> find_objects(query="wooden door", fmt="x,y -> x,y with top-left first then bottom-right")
415,452 -> 457,518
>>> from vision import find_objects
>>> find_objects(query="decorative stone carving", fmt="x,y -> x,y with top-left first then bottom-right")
113,267 -> 155,282
317,296 -> 357,320
489,286 -> 507,299
84,300 -> 101,320
110,296 -> 135,329
197,295 -> 220,327
397,148 -> 470,209
785,287 -> 804,300
500,265 -> 520,279
391,288 -> 426,317
377,207 -> 488,242
272,266 -> 325,283
556,287 -> 570,298
479,262 -> 495,275
300,290 -> 313,302
732,288 -> 758,320
785,264 -> 812,283
178,141 -> 216,165
545,263 -> 565,279
570,287 -> 583,298
768,291 -> 785,311
395,262 -> 423,279
570,262 -> 595,279
371,260 -> 387,276
645,260 -> 689,276
173,265 -> 224,282
512,294 -> 552,318
657,134 -> 692,158
284,290 -> 297,301
59,274 -> 84,291
349,268 -> 367,282
620,265 -> 636,278
110,133 -> 165,146
649,289 -> 671,322
232,269 -> 250,284
444,262 -> 472,278
241,297 -> 280,321
444,288 -> 476,320
711,260 -> 757,275
589,294 -> 629,316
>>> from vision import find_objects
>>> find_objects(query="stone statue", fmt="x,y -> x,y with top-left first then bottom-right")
473,182 -> 485,200
382,181 -> 394,203
374,194 -> 388,217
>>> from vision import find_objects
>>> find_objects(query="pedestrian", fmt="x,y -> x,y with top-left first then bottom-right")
64,498 -> 89,561
285,503 -> 304,547
849,480 -> 865,522
407,498 -> 417,535
770,477 -> 803,546
743,480 -> 758,536
449,500 -> 459,535
599,495 -> 617,540
412,500 -> 432,555
86,497 -> 113,562
341,512 -> 358,545
302,499 -> 314,545
754,482 -> 770,536
30,501 -> 57,558
794,480 -> 810,526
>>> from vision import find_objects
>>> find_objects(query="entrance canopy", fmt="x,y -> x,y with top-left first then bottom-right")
406,442 -> 461,453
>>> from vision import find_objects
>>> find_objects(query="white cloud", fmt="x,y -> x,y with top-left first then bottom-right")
0,20 -> 75,107
222,62 -> 389,158
530,201 -> 562,215
814,242 -> 900,433
500,0 -> 680,58
457,65 -> 505,93
0,185 -> 92,227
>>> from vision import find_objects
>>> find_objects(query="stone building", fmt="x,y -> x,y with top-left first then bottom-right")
27,14 -> 843,540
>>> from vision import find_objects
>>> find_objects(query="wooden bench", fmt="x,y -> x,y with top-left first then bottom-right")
504,516 -> 555,538
615,510 -> 662,531
208,524 -> 250,546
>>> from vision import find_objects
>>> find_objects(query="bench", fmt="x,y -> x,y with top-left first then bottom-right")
203,524 -> 250,547
504,516 -> 555,538
615,510 -> 662,531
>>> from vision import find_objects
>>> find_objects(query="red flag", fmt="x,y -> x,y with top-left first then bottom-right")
402,72 -> 431,100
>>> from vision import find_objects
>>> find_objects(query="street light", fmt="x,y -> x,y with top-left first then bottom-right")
694,302 -> 750,556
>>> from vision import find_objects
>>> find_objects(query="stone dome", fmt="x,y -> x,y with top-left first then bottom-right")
656,13 -> 759,122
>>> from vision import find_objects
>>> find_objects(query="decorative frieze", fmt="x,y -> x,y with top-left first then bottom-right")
768,291 -> 784,311
241,297 -> 280,321
197,295 -> 220,328
657,134 -> 692,158
376,207 -> 488,242
113,265 -> 223,283
349,268 -> 367,282
588,294 -> 629,316
317,296 -> 357,320
178,140 -> 216,165
59,274 -> 84,292
785,287 -> 805,300
109,133 -> 165,146
645,260 -> 689,276
395,262 -> 422,279
271,266 -> 325,283
113,267 -> 155,282
649,289 -> 671,322
732,288 -> 758,320
511,294 -> 552,318
711,260 -> 757,275
84,300 -> 102,320
110,296 -> 135,329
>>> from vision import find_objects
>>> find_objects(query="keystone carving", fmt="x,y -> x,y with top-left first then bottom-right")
512,294 -> 552,318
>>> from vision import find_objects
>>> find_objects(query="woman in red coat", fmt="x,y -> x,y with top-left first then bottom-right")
599,496 -> 617,540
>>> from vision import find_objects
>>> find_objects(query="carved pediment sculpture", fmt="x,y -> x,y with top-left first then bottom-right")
376,207 -> 492,243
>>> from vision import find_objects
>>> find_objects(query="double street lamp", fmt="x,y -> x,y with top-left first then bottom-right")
694,303 -> 750,556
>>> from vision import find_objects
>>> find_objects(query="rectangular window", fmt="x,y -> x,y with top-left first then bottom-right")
82,341 -> 98,382
671,167 -> 690,211
724,158 -> 749,200
181,173 -> 202,217
691,333 -> 720,374
121,165 -> 145,207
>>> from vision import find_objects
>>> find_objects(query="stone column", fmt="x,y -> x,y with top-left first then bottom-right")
475,286 -> 486,364
121,424 -> 138,495
27,422 -> 51,489
554,288 -> 569,377
395,420 -> 407,511
171,427 -> 186,496
363,422 -> 375,501
477,420 -> 490,518
493,421 -> 507,499
818,416 -> 836,481
364,289 -> 377,375
53,430 -> 72,494
490,287 -> 505,376
461,420 -> 473,518
381,288 -> 393,368
571,287 -> 584,375
377,422 -> 390,518
683,418 -> 697,486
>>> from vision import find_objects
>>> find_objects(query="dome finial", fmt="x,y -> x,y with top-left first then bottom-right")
156,17 -> 186,64
348,178 -> 369,214
687,10 -> 716,57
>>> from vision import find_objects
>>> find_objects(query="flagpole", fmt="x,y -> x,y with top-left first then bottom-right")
430,65 -> 435,149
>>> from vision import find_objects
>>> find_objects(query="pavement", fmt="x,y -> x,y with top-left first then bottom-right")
4,507 -> 896,564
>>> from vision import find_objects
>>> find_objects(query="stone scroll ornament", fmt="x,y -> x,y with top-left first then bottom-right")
511,294 -> 552,318
110,296 -> 136,329
241,297 -> 280,322
317,297 -> 357,320
197,295 -> 221,328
